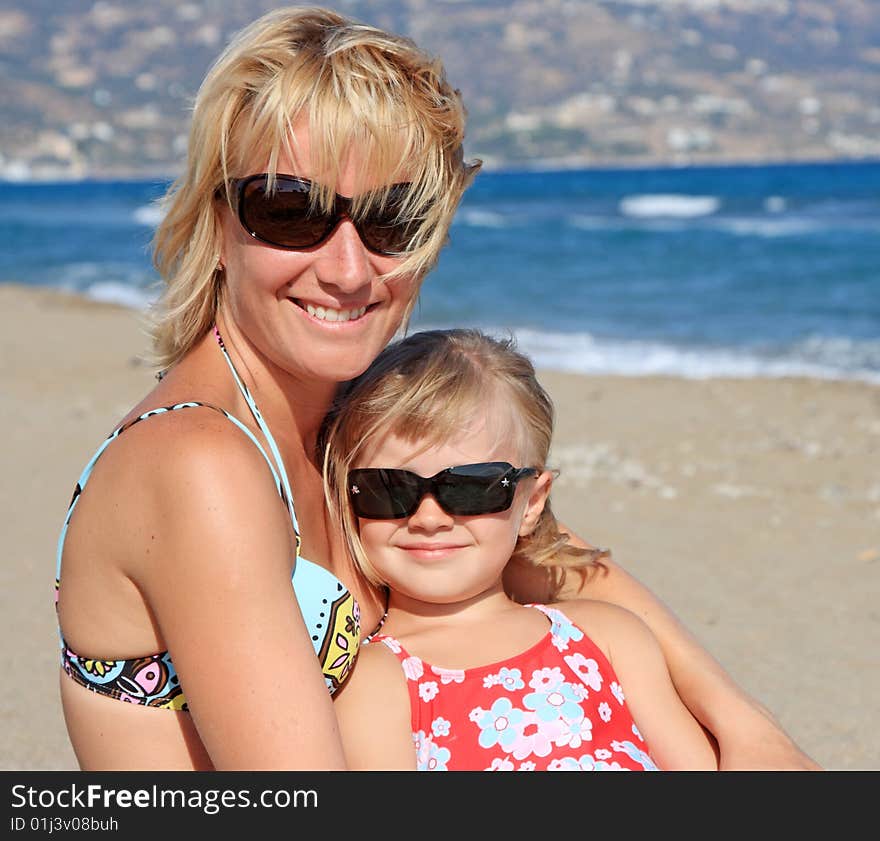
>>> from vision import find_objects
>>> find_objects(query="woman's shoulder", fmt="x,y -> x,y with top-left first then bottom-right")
77,396 -> 292,558
100,396 -> 264,478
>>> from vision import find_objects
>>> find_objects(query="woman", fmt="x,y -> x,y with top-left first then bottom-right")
54,6 -> 817,770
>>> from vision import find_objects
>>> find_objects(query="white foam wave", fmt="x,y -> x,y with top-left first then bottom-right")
619,194 -> 720,219
133,202 -> 166,227
711,217 -> 822,237
454,209 -> 510,228
568,210 -> 852,238
54,262 -> 158,310
413,324 -> 880,385
764,195 -> 787,213
85,281 -> 157,309
567,214 -> 620,231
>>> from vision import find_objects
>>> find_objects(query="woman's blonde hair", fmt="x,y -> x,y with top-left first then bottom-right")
149,6 -> 480,368
321,329 -> 608,596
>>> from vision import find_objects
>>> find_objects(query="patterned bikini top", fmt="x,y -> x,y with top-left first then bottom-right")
55,326 -> 361,710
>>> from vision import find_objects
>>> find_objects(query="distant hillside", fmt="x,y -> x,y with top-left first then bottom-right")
1,0 -> 879,179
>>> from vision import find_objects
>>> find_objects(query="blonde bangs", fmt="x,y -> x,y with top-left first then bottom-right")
240,34 -> 473,283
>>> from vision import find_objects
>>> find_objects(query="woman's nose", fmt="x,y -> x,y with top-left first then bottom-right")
315,217 -> 373,293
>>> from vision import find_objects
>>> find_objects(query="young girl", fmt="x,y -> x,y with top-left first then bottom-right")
323,329 -> 720,771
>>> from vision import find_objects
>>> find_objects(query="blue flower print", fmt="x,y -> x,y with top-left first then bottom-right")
476,697 -> 525,750
544,607 -> 585,652
483,667 -> 524,691
548,754 -> 627,771
432,717 -> 451,738
523,682 -> 585,722
413,730 -> 451,771
496,667 -> 525,692
419,740 -> 451,771
611,740 -> 659,771
547,756 -> 582,771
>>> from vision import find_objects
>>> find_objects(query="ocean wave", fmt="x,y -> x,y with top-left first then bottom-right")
567,210 -> 872,238
454,209 -> 510,228
133,202 -> 166,227
618,194 -> 720,219
710,217 -> 824,237
413,324 -> 880,384
764,195 -> 787,213
567,214 -> 708,233
566,214 -> 621,231
84,281 -> 158,309
54,262 -> 158,308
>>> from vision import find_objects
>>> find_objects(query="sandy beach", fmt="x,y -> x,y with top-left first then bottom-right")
2,282 -> 878,771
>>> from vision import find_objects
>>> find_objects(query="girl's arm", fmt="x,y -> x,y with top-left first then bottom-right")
561,599 -> 718,770
506,526 -> 821,770
333,644 -> 416,770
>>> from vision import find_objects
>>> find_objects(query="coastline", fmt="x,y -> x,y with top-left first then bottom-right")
4,154 -> 880,184
3,282 -> 878,770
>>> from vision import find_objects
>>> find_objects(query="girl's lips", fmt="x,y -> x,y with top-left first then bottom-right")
398,543 -> 469,558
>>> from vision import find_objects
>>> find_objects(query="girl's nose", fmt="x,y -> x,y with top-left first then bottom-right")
406,493 -> 454,530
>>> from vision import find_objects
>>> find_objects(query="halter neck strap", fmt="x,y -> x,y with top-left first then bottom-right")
212,325 -> 300,535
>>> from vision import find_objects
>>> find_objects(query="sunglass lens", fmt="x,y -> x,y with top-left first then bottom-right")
436,463 -> 513,515
359,186 -> 422,254
241,177 -> 329,248
349,469 -> 421,519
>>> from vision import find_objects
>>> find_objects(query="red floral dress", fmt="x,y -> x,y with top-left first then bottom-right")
367,604 -> 659,771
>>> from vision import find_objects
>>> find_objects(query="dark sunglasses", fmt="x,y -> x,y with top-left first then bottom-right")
223,174 -> 422,255
348,462 -> 539,519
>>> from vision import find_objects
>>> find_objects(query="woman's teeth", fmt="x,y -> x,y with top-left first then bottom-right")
304,303 -> 368,322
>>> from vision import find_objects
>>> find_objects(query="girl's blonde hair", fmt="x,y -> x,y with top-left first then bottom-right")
149,6 -> 480,368
321,329 -> 608,598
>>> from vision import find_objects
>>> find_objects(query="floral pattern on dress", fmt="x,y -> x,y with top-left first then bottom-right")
370,604 -> 660,771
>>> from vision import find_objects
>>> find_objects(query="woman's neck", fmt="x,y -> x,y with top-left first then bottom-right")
213,315 -> 338,459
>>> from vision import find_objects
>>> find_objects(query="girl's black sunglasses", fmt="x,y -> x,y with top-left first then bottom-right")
223,174 -> 421,255
348,462 -> 539,519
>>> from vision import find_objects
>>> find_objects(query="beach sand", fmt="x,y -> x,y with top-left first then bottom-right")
2,282 -> 878,770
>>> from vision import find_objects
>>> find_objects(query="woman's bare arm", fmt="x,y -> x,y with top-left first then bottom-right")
134,413 -> 348,770
506,525 -> 821,770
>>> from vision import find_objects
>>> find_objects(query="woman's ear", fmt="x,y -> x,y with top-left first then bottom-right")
518,470 -> 553,537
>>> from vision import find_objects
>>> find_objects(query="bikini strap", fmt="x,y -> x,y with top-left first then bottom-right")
212,326 -> 299,534
54,401 -> 290,638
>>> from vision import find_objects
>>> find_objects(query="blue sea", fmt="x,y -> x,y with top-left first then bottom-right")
2,160 -> 879,383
